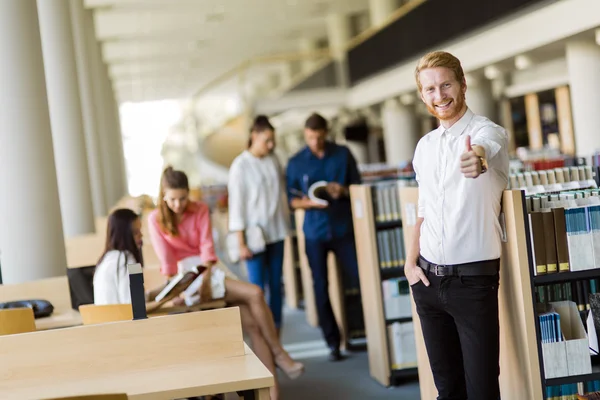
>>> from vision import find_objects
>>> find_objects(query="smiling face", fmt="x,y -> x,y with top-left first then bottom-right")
418,66 -> 467,128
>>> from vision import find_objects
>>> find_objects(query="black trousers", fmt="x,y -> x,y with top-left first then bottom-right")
304,234 -> 361,350
411,264 -> 500,400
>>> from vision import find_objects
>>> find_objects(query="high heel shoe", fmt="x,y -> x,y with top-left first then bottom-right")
274,353 -> 305,380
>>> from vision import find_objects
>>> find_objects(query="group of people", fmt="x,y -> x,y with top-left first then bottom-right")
92,50 -> 510,400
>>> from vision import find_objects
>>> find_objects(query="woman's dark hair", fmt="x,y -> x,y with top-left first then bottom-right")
248,115 -> 274,147
305,112 -> 328,132
157,166 -> 189,236
97,208 -> 143,267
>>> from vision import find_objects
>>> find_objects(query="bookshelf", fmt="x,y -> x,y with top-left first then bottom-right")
398,187 -> 545,400
350,181 -> 418,387
293,209 -> 365,350
282,234 -> 303,309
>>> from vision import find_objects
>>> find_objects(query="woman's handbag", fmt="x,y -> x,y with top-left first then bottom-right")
0,299 -> 54,318
225,226 -> 266,263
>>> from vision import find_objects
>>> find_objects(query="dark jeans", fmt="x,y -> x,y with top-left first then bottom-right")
304,234 -> 360,349
411,265 -> 500,400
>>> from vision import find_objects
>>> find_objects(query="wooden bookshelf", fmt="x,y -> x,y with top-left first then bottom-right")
398,187 -> 546,399
350,184 -> 417,387
282,234 -> 302,309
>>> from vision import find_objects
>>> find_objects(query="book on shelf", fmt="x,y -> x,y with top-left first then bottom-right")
376,228 -> 405,269
387,321 -> 418,370
526,188 -> 600,276
510,165 -> 597,196
545,381 -> 600,399
382,277 -> 411,320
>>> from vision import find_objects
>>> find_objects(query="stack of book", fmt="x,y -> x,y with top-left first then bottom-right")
546,382 -> 600,399
510,166 -> 597,196
376,228 -> 405,269
526,189 -> 600,276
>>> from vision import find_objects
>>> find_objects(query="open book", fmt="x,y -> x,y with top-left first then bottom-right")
307,180 -> 332,206
153,264 -> 206,302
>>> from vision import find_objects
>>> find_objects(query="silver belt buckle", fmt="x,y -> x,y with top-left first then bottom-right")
435,265 -> 447,276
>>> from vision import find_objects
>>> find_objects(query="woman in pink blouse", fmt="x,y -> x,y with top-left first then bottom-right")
148,167 -> 303,399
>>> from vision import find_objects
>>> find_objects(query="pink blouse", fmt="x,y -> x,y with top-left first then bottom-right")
147,201 -> 218,276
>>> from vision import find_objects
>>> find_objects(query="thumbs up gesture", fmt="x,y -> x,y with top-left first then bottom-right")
460,136 -> 483,179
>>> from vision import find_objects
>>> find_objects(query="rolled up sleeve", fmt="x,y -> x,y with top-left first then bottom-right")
472,126 -> 507,162
413,142 -> 426,219
227,161 -> 246,232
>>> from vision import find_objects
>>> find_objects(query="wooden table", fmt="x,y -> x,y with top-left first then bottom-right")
0,276 -> 82,331
0,307 -> 273,400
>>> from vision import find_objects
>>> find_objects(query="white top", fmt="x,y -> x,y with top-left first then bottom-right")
228,150 -> 290,244
93,250 -> 136,305
413,108 -> 509,265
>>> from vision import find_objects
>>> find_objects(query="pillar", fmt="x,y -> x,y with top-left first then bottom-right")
326,13 -> 351,87
0,0 -> 67,283
565,40 -> 600,160
299,38 -> 320,74
70,0 -> 108,217
37,0 -> 95,237
381,98 -> 420,164
346,141 -> 369,165
87,22 -> 120,209
105,83 -> 128,199
369,0 -> 397,27
465,72 -> 496,122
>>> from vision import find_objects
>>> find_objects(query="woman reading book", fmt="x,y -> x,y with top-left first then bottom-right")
147,166 -> 304,399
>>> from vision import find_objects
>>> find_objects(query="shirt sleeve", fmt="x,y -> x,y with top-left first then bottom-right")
346,148 -> 362,185
413,140 -> 426,219
147,213 -> 178,276
286,159 -> 302,204
93,260 -> 118,305
471,126 -> 508,162
227,160 -> 246,232
197,204 -> 218,264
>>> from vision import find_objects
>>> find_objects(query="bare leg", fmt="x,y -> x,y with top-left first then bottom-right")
239,304 -> 279,400
224,278 -> 304,379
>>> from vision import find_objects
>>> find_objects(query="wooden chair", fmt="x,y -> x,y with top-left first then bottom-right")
41,394 -> 128,400
78,304 -> 133,325
0,308 -> 36,335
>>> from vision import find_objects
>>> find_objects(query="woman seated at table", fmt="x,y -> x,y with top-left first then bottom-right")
94,169 -> 303,400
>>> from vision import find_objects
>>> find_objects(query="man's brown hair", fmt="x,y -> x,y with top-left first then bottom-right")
415,51 -> 465,92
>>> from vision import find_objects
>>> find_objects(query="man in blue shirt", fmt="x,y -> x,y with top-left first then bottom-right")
286,112 -> 363,361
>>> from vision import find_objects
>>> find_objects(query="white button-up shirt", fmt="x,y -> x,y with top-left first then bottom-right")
413,108 -> 509,265
228,150 -> 290,244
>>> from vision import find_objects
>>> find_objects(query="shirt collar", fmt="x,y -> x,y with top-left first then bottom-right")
303,141 -> 334,160
437,108 -> 474,138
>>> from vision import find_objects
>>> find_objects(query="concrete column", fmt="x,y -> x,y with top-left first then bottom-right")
279,63 -> 294,89
0,0 -> 67,283
70,0 -> 108,217
87,24 -> 120,209
381,98 -> 420,164
37,0 -> 95,237
299,38 -> 320,74
369,0 -> 397,27
465,72 -> 496,122
105,83 -> 128,199
326,13 -> 351,87
565,40 -> 600,159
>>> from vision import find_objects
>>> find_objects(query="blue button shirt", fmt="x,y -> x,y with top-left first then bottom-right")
286,142 -> 361,241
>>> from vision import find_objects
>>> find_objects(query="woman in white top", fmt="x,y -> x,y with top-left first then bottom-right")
94,208 -> 144,305
228,115 -> 290,332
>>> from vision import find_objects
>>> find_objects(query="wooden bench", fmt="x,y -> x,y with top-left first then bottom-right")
0,307 -> 273,400
0,276 -> 81,330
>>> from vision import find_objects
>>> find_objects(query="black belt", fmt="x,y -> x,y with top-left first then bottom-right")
418,256 -> 499,277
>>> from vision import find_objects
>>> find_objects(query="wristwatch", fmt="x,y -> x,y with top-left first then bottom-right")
478,156 -> 488,174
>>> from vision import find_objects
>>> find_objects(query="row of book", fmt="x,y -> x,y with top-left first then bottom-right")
372,182 -> 402,222
536,280 -> 600,314
546,381 -> 600,399
539,305 -> 563,344
376,227 -> 406,269
382,277 -> 411,321
510,165 -> 597,196
387,321 -> 417,370
527,189 -> 600,275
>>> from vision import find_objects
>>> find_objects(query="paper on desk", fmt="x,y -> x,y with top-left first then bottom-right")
588,310 -> 599,356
